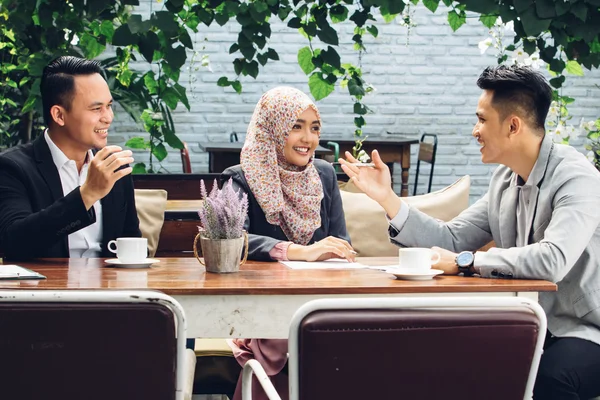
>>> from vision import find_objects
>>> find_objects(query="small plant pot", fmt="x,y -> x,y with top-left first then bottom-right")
193,231 -> 248,273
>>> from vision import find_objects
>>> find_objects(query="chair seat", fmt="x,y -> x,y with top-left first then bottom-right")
193,339 -> 240,398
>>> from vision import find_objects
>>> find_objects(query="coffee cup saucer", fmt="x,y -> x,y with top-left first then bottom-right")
105,258 -> 160,269
384,267 -> 444,281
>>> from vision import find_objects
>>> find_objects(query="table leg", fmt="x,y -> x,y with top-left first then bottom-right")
386,162 -> 395,194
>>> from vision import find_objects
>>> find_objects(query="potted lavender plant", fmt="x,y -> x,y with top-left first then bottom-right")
193,178 -> 249,273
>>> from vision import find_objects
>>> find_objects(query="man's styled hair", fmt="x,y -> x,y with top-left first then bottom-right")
477,65 -> 552,135
41,56 -> 104,126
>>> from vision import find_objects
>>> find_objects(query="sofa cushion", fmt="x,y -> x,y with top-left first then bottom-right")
339,176 -> 471,257
134,189 -> 168,258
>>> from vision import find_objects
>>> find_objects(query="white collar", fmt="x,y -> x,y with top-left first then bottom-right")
44,129 -> 93,170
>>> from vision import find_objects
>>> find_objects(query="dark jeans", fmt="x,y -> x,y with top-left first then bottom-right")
534,331 -> 600,399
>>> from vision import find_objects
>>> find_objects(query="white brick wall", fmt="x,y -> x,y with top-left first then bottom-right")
111,2 -> 600,203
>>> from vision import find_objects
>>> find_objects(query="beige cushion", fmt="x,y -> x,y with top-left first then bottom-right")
134,189 -> 168,258
194,338 -> 234,357
340,176 -> 471,257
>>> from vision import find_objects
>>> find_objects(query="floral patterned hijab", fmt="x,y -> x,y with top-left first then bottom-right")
241,86 -> 324,245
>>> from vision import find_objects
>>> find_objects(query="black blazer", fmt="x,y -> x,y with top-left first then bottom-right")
0,135 -> 141,260
221,159 -> 350,261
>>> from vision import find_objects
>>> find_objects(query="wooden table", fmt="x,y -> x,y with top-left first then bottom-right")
199,142 -> 332,174
322,136 -> 419,196
0,257 -> 556,338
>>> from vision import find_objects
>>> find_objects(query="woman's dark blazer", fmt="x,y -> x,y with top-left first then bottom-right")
221,159 -> 350,261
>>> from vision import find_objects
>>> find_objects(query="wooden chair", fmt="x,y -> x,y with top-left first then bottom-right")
243,297 -> 546,400
413,133 -> 438,195
0,290 -> 196,400
132,173 -> 220,257
180,141 -> 192,173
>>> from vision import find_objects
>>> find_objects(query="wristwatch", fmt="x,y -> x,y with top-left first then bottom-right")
456,251 -> 475,277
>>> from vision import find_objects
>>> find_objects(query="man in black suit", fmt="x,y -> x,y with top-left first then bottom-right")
0,56 -> 141,260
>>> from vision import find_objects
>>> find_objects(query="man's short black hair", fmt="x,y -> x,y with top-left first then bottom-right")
41,56 -> 104,126
477,65 -> 552,135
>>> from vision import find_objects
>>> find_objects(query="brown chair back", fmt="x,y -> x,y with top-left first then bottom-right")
181,141 -> 192,173
291,298 -> 544,400
0,300 -> 177,400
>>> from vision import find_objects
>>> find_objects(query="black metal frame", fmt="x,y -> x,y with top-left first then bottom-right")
413,133 -> 438,196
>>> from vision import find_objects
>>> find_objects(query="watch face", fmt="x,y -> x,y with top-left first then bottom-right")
456,252 -> 474,267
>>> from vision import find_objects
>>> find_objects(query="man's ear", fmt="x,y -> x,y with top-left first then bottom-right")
508,115 -> 522,137
49,105 -> 66,127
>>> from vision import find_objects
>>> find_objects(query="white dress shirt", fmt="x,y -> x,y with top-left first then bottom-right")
44,131 -> 103,257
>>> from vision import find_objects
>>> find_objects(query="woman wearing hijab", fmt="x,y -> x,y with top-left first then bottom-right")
221,86 -> 355,400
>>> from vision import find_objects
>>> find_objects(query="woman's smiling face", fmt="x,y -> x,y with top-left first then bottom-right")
283,107 -> 321,167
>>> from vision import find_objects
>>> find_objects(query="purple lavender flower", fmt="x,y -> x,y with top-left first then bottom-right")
198,178 -> 249,239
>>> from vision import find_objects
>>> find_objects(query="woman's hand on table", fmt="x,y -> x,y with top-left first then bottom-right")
432,246 -> 459,275
287,236 -> 356,262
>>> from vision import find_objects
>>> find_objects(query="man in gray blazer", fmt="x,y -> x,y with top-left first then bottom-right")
340,65 -> 600,399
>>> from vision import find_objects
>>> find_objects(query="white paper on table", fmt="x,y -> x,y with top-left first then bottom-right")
281,259 -> 368,270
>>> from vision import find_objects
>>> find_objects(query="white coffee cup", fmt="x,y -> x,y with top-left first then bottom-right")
398,247 -> 441,271
107,237 -> 148,263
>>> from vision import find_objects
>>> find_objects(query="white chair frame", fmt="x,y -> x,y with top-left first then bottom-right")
0,290 -> 193,400
242,296 -> 547,400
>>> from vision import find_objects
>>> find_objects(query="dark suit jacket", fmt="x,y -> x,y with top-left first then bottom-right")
0,135 -> 141,260
222,159 -> 350,261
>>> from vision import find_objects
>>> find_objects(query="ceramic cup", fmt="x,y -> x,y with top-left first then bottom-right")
107,237 -> 148,263
398,247 -> 441,271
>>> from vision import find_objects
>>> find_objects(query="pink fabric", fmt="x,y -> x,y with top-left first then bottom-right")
240,86 -> 323,245
229,339 -> 289,400
268,241 -> 292,261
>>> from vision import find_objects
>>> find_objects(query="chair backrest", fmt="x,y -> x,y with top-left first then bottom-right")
289,297 -> 546,400
0,290 -> 188,400
413,133 -> 438,195
181,141 -> 192,173
230,132 -> 239,142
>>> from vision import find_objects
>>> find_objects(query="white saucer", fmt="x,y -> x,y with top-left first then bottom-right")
385,268 -> 444,281
105,258 -> 160,268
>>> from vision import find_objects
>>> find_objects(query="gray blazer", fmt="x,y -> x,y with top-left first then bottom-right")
222,159 -> 350,261
391,135 -> 600,344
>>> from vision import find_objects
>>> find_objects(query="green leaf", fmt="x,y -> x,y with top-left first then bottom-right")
353,102 -> 368,115
164,45 -> 187,71
239,44 -> 256,59
132,163 -> 147,174
460,0 -> 497,13
257,52 -> 269,66
519,8 -> 551,37
21,95 -> 37,113
513,0 -> 531,14
549,75 -> 566,89
152,143 -> 168,161
138,31 -> 160,63
179,30 -> 193,49
245,60 -> 259,79
217,77 -> 230,87
214,11 -> 230,26
125,137 -> 149,149
308,73 -> 335,101
570,2 -> 588,22
231,80 -> 242,94
79,33 -> 105,59
161,87 -> 180,110
348,78 -> 365,97
447,10 -> 466,32
535,0 -> 556,19
330,5 -> 348,23
112,25 -> 138,46
321,46 -> 341,70
143,71 -> 158,95
100,20 -> 115,41
441,0 -> 453,6
423,0 -> 439,13
479,14 -> 497,29
298,46 -> 315,75
366,25 -> 378,38
565,60 -> 584,76
153,11 -> 179,33
523,39 -> 537,55
267,48 -> 279,61
316,24 -> 339,45
128,15 -> 152,34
